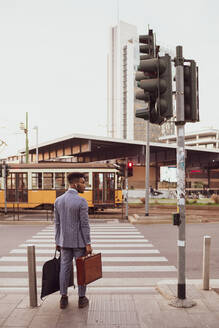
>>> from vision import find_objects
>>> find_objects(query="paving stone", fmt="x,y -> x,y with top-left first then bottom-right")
0,294 -> 6,300
133,295 -> 161,314
201,297 -> 219,312
185,299 -> 210,314
2,308 -> 37,327
0,295 -> 24,304
189,313 -> 219,328
29,314 -> 59,328
0,303 -> 18,319
87,310 -> 139,326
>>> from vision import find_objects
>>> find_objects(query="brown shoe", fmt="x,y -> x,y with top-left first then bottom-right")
60,295 -> 68,309
78,296 -> 89,308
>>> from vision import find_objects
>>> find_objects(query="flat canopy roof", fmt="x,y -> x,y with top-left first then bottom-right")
21,133 -> 219,167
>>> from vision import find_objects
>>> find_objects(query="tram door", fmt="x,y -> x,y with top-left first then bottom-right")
6,172 -> 28,202
93,173 -> 115,205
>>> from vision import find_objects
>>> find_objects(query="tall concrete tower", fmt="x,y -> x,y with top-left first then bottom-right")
107,21 -> 138,140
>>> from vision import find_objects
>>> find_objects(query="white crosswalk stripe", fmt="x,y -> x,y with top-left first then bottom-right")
0,222 -> 177,288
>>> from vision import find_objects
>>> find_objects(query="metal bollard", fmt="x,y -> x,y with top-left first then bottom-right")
27,246 -> 38,307
202,235 -> 211,290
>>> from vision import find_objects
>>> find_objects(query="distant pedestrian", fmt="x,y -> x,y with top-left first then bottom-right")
54,172 -> 92,309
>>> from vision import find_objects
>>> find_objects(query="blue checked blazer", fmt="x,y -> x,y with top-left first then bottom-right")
54,189 -> 91,248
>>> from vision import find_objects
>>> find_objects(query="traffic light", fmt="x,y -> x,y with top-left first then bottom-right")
138,29 -> 156,58
136,54 -> 173,124
115,162 -> 126,177
5,164 -> 10,177
127,161 -> 133,177
183,60 -> 199,122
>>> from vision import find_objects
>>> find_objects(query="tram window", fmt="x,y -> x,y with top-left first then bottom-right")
32,173 -> 42,189
7,173 -> 16,189
55,173 -> 65,189
84,173 -> 89,188
18,173 -> 27,189
43,173 -> 53,189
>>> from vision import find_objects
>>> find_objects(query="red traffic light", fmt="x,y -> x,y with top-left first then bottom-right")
127,162 -> 133,177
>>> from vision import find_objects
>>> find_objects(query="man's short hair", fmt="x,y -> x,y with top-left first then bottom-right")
67,172 -> 84,184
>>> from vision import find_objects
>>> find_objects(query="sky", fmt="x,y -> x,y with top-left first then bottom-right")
0,0 -> 218,158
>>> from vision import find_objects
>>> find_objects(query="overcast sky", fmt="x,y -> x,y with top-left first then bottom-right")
0,0 -> 218,158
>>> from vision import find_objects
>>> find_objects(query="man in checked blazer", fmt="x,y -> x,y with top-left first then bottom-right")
54,172 -> 92,309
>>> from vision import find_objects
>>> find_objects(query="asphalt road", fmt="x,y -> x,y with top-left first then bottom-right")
0,220 -> 218,284
136,223 -> 219,279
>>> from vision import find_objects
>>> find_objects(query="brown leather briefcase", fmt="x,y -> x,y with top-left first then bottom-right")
76,253 -> 102,286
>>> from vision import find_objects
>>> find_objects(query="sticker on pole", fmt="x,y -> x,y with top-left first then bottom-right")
177,240 -> 185,247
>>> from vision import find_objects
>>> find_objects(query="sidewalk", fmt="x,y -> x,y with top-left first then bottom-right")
1,280 -> 219,327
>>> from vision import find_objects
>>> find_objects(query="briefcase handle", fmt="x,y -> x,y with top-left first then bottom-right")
54,249 -> 59,259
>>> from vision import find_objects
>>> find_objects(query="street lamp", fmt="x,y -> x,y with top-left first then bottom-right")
20,112 -> 29,163
33,126 -> 38,163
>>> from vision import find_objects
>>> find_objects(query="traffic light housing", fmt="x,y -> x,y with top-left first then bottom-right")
4,164 -> 10,177
115,162 -> 126,177
127,161 -> 133,177
136,54 -> 173,124
183,60 -> 199,122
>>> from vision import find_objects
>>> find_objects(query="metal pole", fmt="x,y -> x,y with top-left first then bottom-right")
25,112 -> 29,164
203,235 -> 211,290
175,45 -> 186,299
145,120 -> 150,216
3,162 -> 7,215
125,158 -> 128,220
27,245 -> 38,307
34,126 -> 39,163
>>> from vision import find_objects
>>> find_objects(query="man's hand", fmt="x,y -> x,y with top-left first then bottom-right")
86,244 -> 92,255
56,245 -> 61,252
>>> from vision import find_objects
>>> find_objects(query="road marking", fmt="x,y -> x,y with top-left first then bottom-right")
18,243 -> 153,248
0,256 -> 168,262
36,231 -> 142,235
26,239 -> 149,243
30,235 -> 144,239
0,265 -> 176,273
10,249 -> 160,254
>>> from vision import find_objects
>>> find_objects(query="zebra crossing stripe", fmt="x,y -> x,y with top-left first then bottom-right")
30,235 -> 144,239
18,243 -> 153,248
0,265 -> 176,273
10,249 -> 159,254
0,256 -> 168,262
26,239 -> 149,243
36,231 -> 142,235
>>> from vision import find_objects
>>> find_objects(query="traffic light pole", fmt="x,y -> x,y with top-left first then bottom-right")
171,46 -> 195,308
145,120 -> 150,216
3,162 -> 7,215
175,45 -> 186,300
125,158 -> 128,220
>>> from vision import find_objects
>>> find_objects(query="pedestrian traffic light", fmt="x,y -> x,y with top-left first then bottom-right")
183,60 -> 199,122
127,161 -> 133,177
136,54 -> 173,123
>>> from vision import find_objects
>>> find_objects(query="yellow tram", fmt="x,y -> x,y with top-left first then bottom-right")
0,162 -> 122,212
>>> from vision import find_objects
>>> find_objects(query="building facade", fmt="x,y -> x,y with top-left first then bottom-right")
107,21 -> 138,140
159,128 -> 219,149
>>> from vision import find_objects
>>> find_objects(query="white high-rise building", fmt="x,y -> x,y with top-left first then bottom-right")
107,21 -> 138,139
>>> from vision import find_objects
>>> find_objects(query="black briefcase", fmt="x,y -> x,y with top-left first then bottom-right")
41,250 -> 74,299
